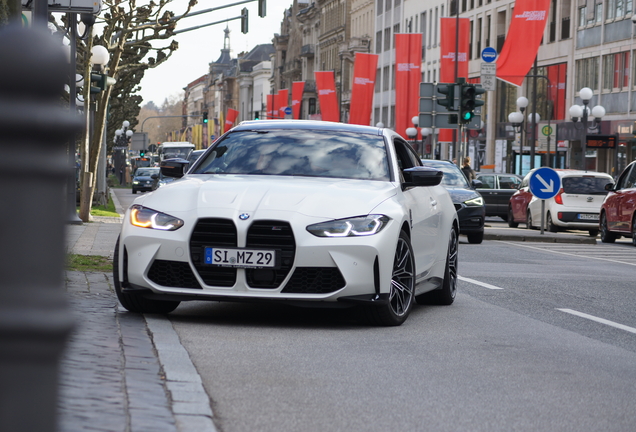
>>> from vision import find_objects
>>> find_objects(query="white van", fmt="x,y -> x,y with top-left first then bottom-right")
157,142 -> 195,162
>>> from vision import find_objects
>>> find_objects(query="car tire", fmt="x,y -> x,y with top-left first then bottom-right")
526,210 -> 534,230
547,212 -> 559,232
467,231 -> 483,244
113,236 -> 180,314
132,189 -> 137,194
600,212 -> 617,243
507,207 -> 519,228
364,230 -> 415,326
588,229 -> 599,237
632,217 -> 636,247
416,226 -> 458,306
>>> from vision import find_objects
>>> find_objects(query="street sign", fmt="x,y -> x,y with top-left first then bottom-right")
480,63 -> 496,91
529,167 -> 561,200
283,106 -> 292,115
481,47 -> 497,63
21,0 -> 101,13
419,113 -> 459,129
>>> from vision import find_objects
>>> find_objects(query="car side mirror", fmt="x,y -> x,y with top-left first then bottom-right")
471,179 -> 483,189
160,158 -> 190,178
604,182 -> 615,192
402,167 -> 443,188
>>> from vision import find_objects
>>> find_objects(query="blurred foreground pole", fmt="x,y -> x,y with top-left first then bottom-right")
0,26 -> 83,431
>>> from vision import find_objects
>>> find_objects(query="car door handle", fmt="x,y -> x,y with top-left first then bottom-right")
430,198 -> 437,206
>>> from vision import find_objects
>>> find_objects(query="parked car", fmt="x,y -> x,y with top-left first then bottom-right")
511,169 -> 613,236
186,149 -> 206,171
131,167 -> 160,194
475,172 -> 523,221
114,120 -> 460,326
600,160 -> 636,245
421,160 -> 485,244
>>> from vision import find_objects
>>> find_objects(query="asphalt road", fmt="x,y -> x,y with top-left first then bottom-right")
115,189 -> 636,432
167,240 -> 636,432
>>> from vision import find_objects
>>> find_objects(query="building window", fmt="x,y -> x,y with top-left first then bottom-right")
384,28 -> 391,51
383,66 -> 390,91
605,0 -> 630,20
576,57 -> 599,91
375,68 -> 381,93
376,30 -> 382,53
602,51 -> 630,90
308,98 -> 316,115
377,0 -> 383,15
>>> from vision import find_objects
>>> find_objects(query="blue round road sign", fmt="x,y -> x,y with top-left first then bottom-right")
529,167 -> 561,200
283,106 -> 292,115
481,47 -> 497,63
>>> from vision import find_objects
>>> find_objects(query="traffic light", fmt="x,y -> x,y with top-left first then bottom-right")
258,0 -> 266,17
202,111 -> 208,123
140,149 -> 145,157
458,83 -> 485,124
90,73 -> 116,94
241,7 -> 248,34
436,84 -> 456,111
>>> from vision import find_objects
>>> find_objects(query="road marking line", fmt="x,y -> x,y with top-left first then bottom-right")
501,241 -> 636,267
458,275 -> 504,290
557,308 -> 636,335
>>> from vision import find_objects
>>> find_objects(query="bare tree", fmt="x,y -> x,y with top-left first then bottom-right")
76,0 -> 196,222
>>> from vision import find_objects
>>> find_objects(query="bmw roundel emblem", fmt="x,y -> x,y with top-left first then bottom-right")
239,213 -> 250,220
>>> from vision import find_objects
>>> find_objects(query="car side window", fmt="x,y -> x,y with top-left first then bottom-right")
616,164 -> 634,190
393,139 -> 418,170
625,165 -> 636,189
478,175 -> 495,189
500,175 -> 521,189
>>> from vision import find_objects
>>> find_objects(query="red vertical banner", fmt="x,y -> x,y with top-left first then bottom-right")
496,0 -> 550,86
315,71 -> 340,122
272,92 -> 281,119
349,53 -> 379,125
266,94 -> 274,119
224,108 -> 239,130
277,89 -> 289,119
440,18 -> 470,83
395,34 -> 422,140
291,81 -> 305,119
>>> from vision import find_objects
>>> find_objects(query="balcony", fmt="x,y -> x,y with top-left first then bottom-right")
301,44 -> 315,58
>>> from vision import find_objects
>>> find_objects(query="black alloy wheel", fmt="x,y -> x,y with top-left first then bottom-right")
600,212 -> 617,243
364,230 -> 415,326
547,212 -> 558,233
417,226 -> 458,305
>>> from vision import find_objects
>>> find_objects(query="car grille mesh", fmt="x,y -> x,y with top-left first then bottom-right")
281,268 -> 346,294
148,260 -> 202,289
246,221 -> 296,289
190,218 -> 238,287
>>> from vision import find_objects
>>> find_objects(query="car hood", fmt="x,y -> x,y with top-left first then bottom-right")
136,174 -> 398,219
444,187 -> 482,204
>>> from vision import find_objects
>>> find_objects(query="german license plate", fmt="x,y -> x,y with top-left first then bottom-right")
204,247 -> 278,268
578,213 -> 598,220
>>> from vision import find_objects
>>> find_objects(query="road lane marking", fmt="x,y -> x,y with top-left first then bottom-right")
557,308 -> 636,335
458,276 -> 504,290
501,241 -> 636,267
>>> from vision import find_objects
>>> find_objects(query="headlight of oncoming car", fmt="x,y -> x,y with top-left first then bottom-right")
129,204 -> 184,231
306,215 -> 390,238
464,196 -> 484,207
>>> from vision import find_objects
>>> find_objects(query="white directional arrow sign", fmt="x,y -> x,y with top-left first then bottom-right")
529,167 -> 561,200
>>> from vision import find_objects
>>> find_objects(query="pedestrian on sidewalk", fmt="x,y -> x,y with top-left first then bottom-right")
461,157 -> 476,181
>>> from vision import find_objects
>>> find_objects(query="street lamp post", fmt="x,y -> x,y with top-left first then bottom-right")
421,127 -> 433,159
508,97 -> 543,173
569,87 -> 605,171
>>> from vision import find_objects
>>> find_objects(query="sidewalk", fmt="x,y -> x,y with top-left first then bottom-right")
61,191 -> 216,432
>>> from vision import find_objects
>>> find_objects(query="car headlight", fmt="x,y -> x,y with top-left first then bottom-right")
464,196 -> 484,206
129,204 -> 184,231
133,181 -> 140,184
306,215 -> 391,237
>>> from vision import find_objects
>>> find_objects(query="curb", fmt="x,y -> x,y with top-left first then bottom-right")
483,233 -> 597,244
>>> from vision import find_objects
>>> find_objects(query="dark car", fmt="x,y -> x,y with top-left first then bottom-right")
421,160 -> 485,243
132,167 -> 160,194
600,160 -> 636,245
475,172 -> 522,221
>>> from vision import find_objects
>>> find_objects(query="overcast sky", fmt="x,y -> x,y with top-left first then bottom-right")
138,0 -> 291,106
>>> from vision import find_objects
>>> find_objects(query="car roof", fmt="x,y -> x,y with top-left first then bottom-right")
235,120 -> 383,135
555,170 -> 612,178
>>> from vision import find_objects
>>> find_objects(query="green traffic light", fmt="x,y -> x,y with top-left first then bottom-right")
462,112 -> 473,121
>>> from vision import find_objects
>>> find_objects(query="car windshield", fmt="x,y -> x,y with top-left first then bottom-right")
191,129 -> 390,181
562,176 -> 611,195
421,162 -> 470,188
135,169 -> 158,177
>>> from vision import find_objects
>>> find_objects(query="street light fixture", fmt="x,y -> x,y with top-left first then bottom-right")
508,96 -> 543,172
569,87 -> 605,171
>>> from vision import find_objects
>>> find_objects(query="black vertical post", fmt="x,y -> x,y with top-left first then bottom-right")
67,13 -> 83,224
0,26 -> 82,431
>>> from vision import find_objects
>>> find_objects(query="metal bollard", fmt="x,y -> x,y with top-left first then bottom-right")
0,25 -> 83,431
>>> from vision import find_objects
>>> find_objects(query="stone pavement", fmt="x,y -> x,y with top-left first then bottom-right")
61,191 -> 216,432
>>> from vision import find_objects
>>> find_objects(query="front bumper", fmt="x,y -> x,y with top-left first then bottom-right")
456,205 -> 485,234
